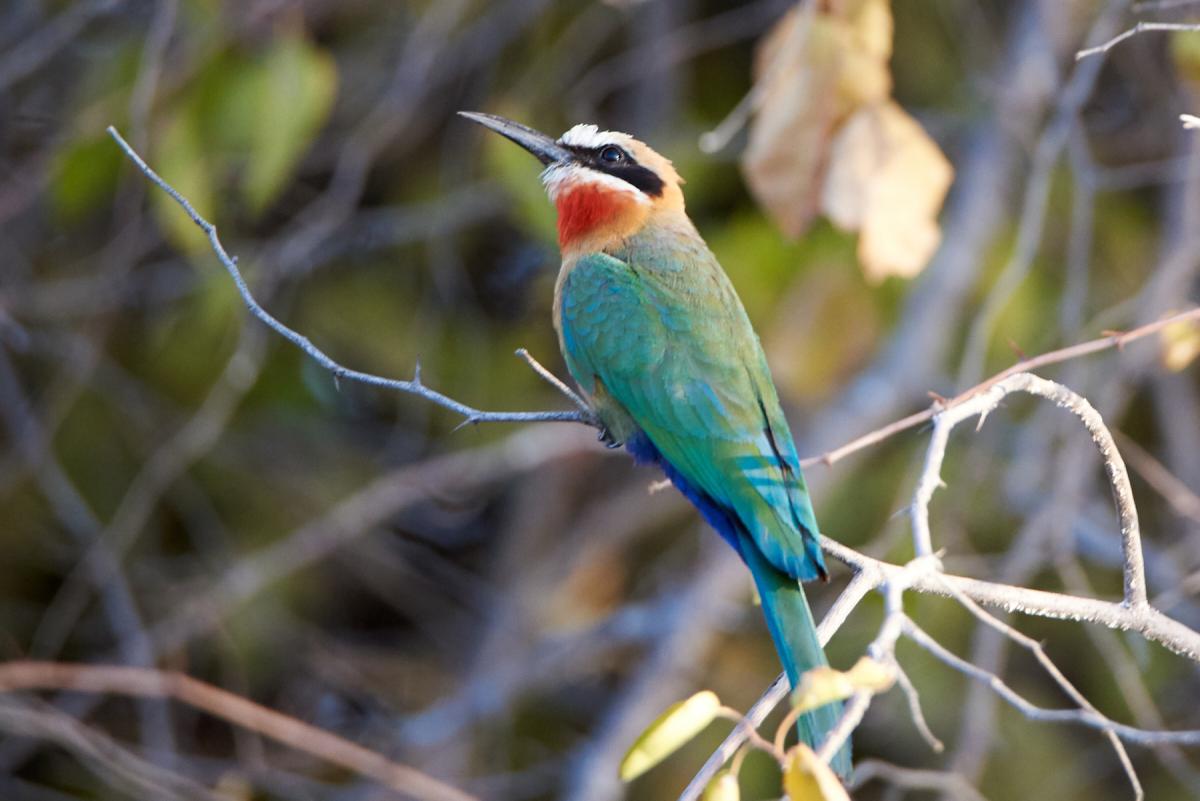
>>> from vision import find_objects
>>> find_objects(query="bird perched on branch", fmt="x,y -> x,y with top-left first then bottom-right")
460,112 -> 850,776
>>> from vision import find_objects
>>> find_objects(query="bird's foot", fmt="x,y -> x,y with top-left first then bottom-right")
597,427 -> 622,449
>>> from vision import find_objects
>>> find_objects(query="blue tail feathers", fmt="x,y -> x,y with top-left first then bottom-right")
626,431 -> 852,777
743,541 -> 852,777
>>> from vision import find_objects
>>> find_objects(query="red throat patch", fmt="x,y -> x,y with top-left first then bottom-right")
555,184 -> 636,249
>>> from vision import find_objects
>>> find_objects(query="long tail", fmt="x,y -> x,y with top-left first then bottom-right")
743,540 -> 852,778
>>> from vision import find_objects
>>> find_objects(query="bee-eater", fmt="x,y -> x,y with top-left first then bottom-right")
460,112 -> 850,776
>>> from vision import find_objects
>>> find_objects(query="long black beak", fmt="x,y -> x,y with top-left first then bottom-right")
458,111 -> 574,166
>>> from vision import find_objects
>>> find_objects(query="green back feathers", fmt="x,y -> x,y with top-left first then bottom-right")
558,230 -> 826,582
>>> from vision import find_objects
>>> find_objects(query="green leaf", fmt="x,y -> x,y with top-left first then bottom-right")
619,690 -> 721,782
52,134 -> 124,223
782,744 -> 850,801
241,29 -> 337,214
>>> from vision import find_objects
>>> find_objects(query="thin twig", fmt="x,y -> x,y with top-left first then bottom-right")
934,576 -> 1143,799
1115,430 -> 1200,524
815,581 -> 908,763
848,760 -> 990,801
802,306 -> 1200,468
515,348 -> 591,414
0,697 -> 217,801
105,126 -> 594,430
0,661 -> 479,801
892,661 -> 944,753
903,622 -> 1200,745
1077,21 -> 1200,59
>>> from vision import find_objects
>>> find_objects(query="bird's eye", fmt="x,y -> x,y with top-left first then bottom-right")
599,146 -> 624,164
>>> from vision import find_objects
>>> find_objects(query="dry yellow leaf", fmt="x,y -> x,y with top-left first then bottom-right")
619,691 -> 721,781
743,0 -> 892,237
792,656 -> 895,713
744,0 -> 951,282
821,100 -> 953,282
838,0 -> 893,107
782,744 -> 851,801
1160,318 -> 1200,372
845,655 -> 896,690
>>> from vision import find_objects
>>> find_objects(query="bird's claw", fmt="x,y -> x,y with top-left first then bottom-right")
598,427 -> 621,449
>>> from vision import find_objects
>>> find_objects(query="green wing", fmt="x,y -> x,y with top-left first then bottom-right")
559,250 -> 826,581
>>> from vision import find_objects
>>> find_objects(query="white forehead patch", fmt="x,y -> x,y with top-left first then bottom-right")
557,123 -> 635,150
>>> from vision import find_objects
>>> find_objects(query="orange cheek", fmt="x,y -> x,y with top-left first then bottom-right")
555,185 -> 634,249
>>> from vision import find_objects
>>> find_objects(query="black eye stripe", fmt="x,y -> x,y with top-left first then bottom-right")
601,164 -> 665,197
560,143 -> 665,198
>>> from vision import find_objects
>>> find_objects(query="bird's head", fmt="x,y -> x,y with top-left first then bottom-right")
460,112 -> 686,255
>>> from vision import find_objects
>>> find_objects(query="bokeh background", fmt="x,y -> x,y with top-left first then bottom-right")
1,1 -> 1200,800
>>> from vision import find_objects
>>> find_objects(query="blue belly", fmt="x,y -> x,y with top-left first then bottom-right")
625,430 -> 746,561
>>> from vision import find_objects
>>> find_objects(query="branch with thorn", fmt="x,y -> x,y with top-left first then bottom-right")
105,126 -> 598,433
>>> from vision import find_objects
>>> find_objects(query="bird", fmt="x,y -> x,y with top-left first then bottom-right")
459,111 -> 850,777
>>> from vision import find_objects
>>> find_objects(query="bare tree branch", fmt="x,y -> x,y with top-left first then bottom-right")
892,660 -> 944,754
0,661 -> 479,801
848,760 -> 989,801
801,306 -> 1200,469
1077,20 -> 1200,59
911,372 -> 1147,609
902,621 -> 1200,746
105,126 -> 597,431
0,697 -> 217,801
931,577 -> 1142,799
682,372 -> 1200,800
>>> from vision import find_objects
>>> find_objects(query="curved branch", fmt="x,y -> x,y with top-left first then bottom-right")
816,539 -> 1200,660
682,371 -> 1200,800
911,372 -> 1147,608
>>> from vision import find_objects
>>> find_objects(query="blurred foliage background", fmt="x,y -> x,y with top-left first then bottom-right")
1,1 -> 1200,800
